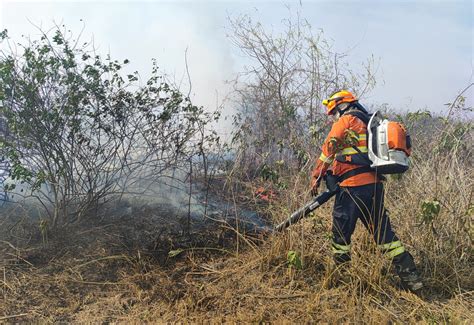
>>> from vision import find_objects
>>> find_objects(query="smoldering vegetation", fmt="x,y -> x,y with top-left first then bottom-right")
0,16 -> 473,323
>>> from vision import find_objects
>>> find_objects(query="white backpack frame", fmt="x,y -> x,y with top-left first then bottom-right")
367,111 -> 410,174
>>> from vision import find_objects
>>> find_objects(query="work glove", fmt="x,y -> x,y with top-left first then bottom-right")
310,179 -> 320,197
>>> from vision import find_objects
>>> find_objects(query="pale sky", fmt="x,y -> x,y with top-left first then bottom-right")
1,0 -> 473,121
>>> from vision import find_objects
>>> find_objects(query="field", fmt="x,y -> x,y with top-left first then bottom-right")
0,17 -> 472,323
1,151 -> 472,322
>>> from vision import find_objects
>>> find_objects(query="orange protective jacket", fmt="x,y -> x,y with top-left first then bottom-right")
311,113 -> 379,187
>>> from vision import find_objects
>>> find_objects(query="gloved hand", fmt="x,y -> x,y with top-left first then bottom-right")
310,179 -> 320,197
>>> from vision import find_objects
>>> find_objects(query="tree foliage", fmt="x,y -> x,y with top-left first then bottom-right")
228,11 -> 377,179
0,27 -> 219,226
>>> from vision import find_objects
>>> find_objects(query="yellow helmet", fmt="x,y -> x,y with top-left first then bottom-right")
322,90 -> 357,115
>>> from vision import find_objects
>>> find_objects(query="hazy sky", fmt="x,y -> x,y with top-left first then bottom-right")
1,0 -> 472,121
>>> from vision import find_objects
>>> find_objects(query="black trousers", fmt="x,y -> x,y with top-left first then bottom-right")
332,183 -> 397,246
331,182 -> 418,277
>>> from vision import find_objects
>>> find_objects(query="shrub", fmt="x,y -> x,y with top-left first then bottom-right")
0,27 -> 218,226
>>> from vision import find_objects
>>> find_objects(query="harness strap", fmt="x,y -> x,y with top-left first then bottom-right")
336,109 -> 373,166
338,166 -> 376,183
345,108 -> 370,124
347,142 -> 373,165
336,107 -> 383,183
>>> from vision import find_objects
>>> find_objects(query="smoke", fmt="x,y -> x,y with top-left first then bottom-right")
122,166 -> 270,231
0,157 -> 269,233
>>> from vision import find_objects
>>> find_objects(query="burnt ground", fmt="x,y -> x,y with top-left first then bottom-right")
0,187 -> 271,322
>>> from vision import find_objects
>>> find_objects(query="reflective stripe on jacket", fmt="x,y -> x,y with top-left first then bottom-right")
311,114 -> 378,187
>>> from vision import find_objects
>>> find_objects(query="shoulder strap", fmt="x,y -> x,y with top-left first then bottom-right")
340,109 -> 372,165
345,110 -> 370,125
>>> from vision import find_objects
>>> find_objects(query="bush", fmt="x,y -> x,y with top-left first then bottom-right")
0,27 -> 219,227
228,12 -> 377,177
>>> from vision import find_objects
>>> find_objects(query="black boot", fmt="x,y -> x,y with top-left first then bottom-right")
334,252 -> 351,265
392,252 -> 423,291
326,254 -> 351,288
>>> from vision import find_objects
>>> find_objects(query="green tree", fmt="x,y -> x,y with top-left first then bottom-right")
0,27 -> 218,227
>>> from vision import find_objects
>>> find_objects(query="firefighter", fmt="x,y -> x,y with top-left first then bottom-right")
311,90 -> 423,291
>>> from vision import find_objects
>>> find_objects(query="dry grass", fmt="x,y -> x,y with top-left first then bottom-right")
0,135 -> 473,323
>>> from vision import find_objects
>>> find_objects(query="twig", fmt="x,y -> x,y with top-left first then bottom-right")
184,46 -> 192,98
182,247 -> 234,256
244,293 -> 307,299
199,264 -> 224,275
187,158 -> 192,236
5,253 -> 34,267
0,240 -> 19,251
447,82 -> 474,117
368,297 -> 400,320
76,223 -> 115,235
72,255 -> 131,270
454,290 -> 474,297
3,267 -> 7,300
0,279 -> 14,292
66,279 -> 125,286
0,313 -> 29,320
219,222 -> 260,253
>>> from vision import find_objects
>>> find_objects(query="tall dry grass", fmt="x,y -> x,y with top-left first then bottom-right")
0,113 -> 472,323
138,112 -> 471,323
93,113 -> 472,323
